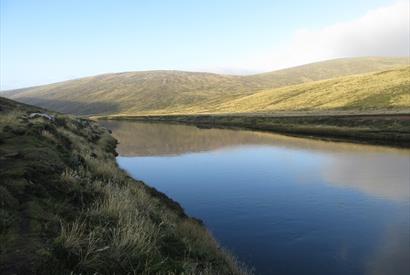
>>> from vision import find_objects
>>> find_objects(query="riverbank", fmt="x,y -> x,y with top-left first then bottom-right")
0,97 -> 248,274
97,113 -> 410,148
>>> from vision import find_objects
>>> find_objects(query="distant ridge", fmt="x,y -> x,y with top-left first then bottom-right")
5,57 -> 409,116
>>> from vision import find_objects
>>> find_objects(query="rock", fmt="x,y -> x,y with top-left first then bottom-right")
28,113 -> 55,121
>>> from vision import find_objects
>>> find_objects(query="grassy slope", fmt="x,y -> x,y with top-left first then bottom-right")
0,97 -> 248,274
121,66 -> 410,114
5,57 -> 409,116
247,56 -> 409,86
207,66 -> 410,114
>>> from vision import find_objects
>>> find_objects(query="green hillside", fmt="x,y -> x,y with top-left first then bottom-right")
0,97 -> 248,274
210,66 -> 410,113
5,57 -> 409,116
247,56 -> 409,87
5,71 -> 257,115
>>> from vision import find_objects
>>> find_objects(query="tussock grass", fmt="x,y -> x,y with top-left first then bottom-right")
41,129 -> 59,143
60,168 -> 80,185
83,155 -> 124,182
0,110 -> 25,125
0,96 -> 249,274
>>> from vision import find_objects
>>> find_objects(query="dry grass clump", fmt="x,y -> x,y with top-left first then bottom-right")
60,168 -> 80,185
0,110 -> 25,125
41,129 -> 59,143
54,181 -> 159,273
56,219 -> 103,270
83,155 -> 125,183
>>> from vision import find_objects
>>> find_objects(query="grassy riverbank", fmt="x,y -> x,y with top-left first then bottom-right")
0,97 -> 248,274
98,113 -> 410,148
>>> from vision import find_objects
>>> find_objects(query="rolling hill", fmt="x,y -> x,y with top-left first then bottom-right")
4,57 -> 409,116
210,66 -> 410,113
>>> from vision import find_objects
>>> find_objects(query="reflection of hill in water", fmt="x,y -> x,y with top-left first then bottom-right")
102,121 -> 299,156
102,121 -> 410,201
100,121 -> 409,156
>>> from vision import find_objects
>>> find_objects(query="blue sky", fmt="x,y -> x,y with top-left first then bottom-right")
0,0 -> 408,90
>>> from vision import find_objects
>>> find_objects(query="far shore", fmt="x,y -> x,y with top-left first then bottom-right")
95,112 -> 410,148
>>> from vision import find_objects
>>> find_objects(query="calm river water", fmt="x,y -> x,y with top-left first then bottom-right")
102,121 -> 410,275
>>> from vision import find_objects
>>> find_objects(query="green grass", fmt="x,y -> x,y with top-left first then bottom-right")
5,57 -> 409,116
209,66 -> 410,113
0,97 -> 249,274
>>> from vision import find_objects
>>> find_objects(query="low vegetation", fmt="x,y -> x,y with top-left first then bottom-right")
211,67 -> 410,113
5,57 -> 409,116
0,97 -> 249,274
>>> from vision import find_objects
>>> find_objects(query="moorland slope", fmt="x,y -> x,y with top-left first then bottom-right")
5,57 -> 409,116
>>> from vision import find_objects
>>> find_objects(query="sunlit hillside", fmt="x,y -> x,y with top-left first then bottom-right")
5,57 -> 409,116
246,56 -> 410,88
209,66 -> 410,114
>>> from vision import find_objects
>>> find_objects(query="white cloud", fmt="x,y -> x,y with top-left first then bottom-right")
243,0 -> 410,72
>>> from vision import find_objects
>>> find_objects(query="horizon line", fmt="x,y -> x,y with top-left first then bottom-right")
1,55 -> 409,92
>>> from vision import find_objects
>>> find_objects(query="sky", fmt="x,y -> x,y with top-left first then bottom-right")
0,0 -> 409,90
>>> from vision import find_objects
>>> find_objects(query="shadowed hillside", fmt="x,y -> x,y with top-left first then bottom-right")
5,57 -> 409,116
0,97 -> 249,274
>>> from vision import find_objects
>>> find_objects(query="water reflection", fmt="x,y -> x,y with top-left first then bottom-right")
365,218 -> 410,275
102,121 -> 410,201
323,155 -> 410,201
102,120 -> 410,275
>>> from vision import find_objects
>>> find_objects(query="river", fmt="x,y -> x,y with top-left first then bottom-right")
101,120 -> 410,275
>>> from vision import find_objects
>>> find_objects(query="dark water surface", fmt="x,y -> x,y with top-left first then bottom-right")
102,121 -> 410,275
